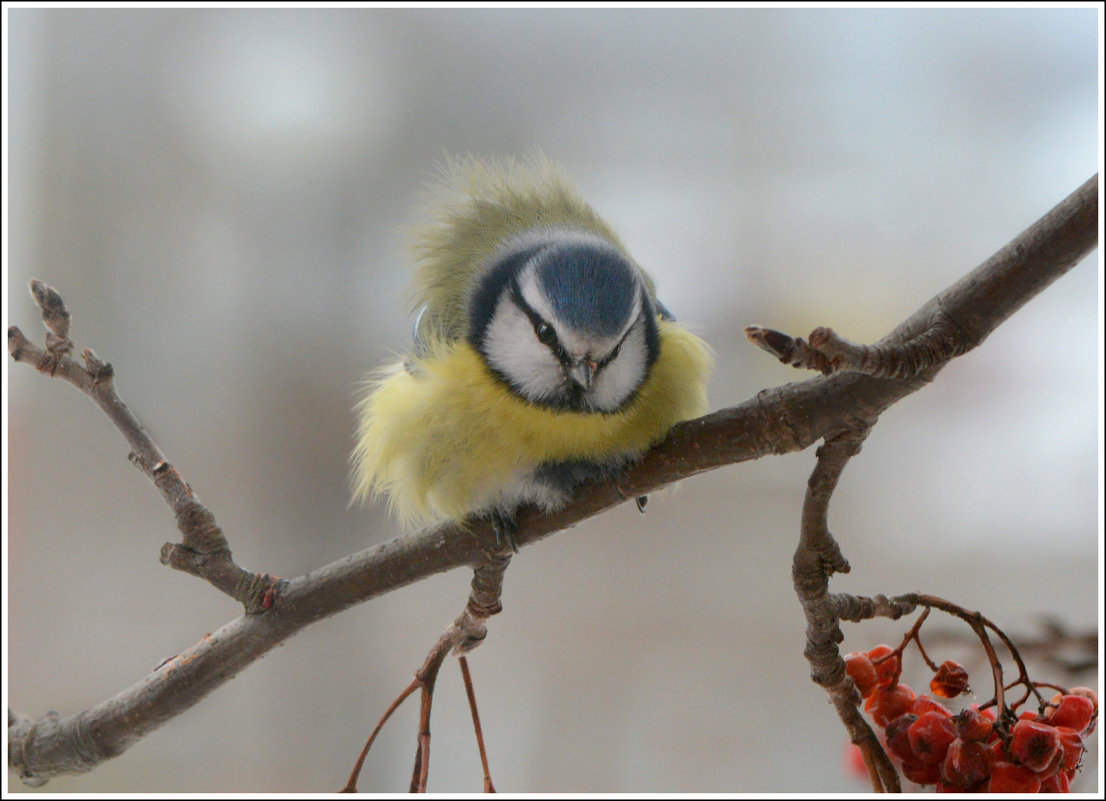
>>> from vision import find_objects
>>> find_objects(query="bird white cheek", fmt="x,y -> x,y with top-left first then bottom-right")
481,297 -> 565,401
589,322 -> 649,412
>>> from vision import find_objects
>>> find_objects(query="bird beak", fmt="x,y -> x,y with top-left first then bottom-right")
568,359 -> 598,391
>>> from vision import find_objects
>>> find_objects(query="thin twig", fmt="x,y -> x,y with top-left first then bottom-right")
8,281 -> 278,612
344,554 -> 511,793
902,593 -> 1051,725
459,657 -> 496,792
341,679 -> 420,792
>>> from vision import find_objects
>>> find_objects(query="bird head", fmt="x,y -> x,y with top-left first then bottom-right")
469,230 -> 660,413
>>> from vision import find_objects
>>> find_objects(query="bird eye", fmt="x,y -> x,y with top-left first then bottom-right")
535,322 -> 557,346
609,343 -> 621,361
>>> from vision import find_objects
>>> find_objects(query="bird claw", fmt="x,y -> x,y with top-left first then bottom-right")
490,509 -> 519,553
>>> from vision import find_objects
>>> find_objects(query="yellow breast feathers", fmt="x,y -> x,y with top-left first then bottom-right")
351,319 -> 712,526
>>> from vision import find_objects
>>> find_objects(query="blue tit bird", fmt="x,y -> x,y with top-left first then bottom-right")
351,154 -> 713,547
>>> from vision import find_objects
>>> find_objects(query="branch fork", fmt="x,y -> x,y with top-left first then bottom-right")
748,175 -> 1098,792
343,553 -> 511,792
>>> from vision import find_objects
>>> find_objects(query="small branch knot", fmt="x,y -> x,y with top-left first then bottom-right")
818,539 -> 851,576
81,348 -> 114,385
805,642 -> 848,687
237,573 -> 285,615
175,502 -> 229,556
466,597 -> 503,619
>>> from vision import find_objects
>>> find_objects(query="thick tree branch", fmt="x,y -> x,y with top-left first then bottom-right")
758,173 -> 1098,792
7,175 -> 1098,784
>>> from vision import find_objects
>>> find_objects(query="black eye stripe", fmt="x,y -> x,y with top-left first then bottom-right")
510,278 -> 570,363
508,275 -> 637,373
596,319 -> 636,369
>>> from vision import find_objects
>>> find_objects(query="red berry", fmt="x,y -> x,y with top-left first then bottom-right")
989,761 -> 1041,792
908,711 -> 958,764
1068,686 -> 1098,705
844,652 -> 879,697
935,777 -> 985,792
1054,726 -> 1084,773
1040,770 -> 1071,792
941,738 -> 996,787
867,644 -> 901,684
885,713 -> 919,761
1067,687 -> 1099,735
977,705 -> 998,722
866,682 -> 916,727
954,707 -> 995,743
901,758 -> 943,786
912,695 -> 952,718
1034,745 -> 1064,780
989,737 -> 1009,762
930,660 -> 970,698
1046,694 -> 1096,735
1009,718 -> 1061,772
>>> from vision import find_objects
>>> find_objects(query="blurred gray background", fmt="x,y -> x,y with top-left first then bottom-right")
5,7 -> 1100,793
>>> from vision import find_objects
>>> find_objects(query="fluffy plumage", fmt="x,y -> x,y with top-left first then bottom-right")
351,154 -> 713,526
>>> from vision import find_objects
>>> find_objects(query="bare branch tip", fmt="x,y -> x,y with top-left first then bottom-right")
745,324 -> 785,347
744,325 -> 796,358
28,278 -> 58,307
28,279 -> 71,336
8,325 -> 30,359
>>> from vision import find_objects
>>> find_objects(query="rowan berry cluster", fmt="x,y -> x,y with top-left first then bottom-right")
846,645 -> 1097,792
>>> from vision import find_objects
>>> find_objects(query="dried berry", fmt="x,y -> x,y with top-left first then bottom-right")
930,660 -> 970,698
